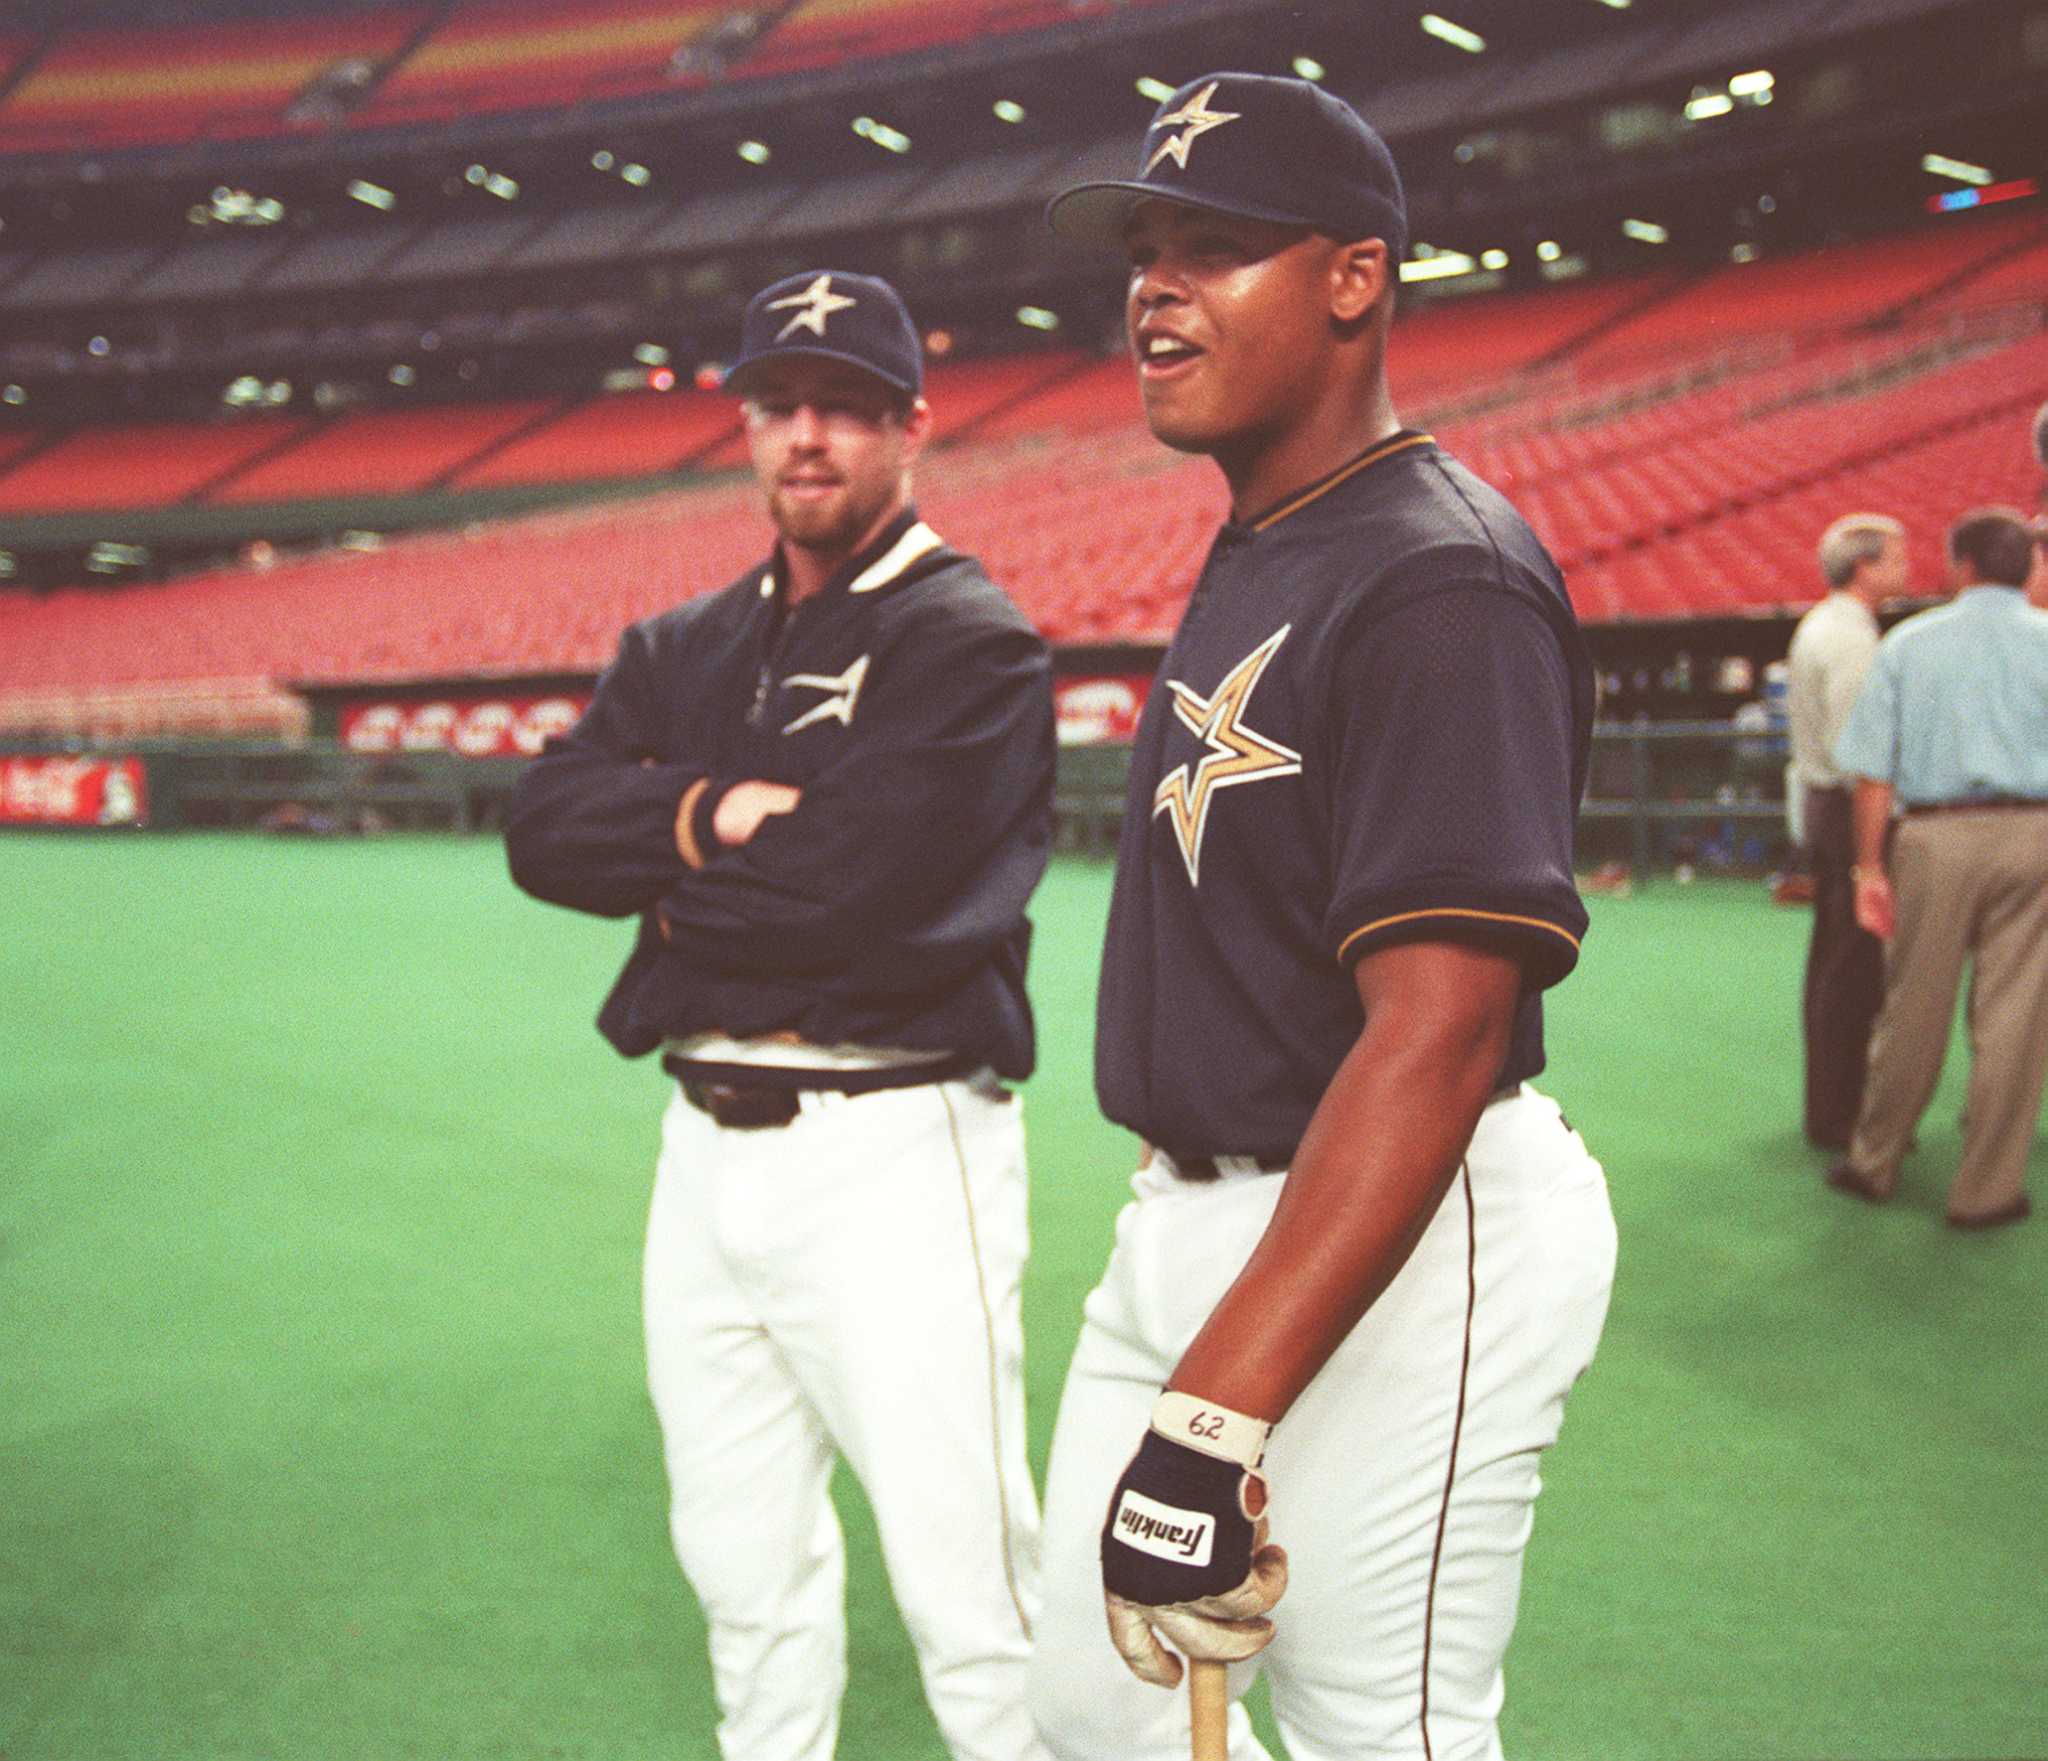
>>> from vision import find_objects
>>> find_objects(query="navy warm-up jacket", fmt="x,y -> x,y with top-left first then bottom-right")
504,510 -> 1056,1080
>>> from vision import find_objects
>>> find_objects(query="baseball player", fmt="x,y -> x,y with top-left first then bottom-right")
1025,76 -> 1618,1760
505,270 -> 1057,1761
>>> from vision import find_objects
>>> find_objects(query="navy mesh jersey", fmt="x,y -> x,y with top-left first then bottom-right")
1095,431 -> 1595,1164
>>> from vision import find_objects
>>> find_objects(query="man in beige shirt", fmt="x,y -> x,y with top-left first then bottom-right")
1785,513 -> 1907,1148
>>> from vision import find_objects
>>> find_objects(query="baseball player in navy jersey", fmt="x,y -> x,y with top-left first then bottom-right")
1025,76 -> 1617,1760
505,271 -> 1056,1761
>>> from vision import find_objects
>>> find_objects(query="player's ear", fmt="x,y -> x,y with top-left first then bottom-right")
900,395 -> 935,453
1328,238 -> 1390,326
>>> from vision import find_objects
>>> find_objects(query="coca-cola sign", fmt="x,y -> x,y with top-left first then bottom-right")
1053,675 -> 1152,746
0,755 -> 147,825
340,696 -> 590,759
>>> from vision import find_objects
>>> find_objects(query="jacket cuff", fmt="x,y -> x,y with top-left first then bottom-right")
676,776 -> 728,870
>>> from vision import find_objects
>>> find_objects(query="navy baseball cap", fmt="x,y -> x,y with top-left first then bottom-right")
1047,72 -> 1408,266
724,269 -> 923,399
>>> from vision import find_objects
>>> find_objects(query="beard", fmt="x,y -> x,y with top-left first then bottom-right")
771,485 -> 874,554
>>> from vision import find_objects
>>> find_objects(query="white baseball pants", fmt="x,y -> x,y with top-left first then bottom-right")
1028,1086 -> 1616,1761
644,1075 -> 1050,1761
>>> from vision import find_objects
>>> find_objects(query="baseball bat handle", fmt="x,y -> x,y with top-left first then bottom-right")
1189,1657 -> 1228,1761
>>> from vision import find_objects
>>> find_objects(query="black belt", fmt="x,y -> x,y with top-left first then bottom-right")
1173,1154 -> 1290,1184
1170,1083 -> 1524,1183
662,1052 -> 978,1130
1904,798 -> 2048,816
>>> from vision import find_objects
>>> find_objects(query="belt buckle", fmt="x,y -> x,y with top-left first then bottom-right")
687,1081 -> 802,1129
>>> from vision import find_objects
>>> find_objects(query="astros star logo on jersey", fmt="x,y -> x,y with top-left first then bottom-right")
1144,82 -> 1242,175
768,273 -> 858,342
1152,625 -> 1301,885
781,653 -> 870,733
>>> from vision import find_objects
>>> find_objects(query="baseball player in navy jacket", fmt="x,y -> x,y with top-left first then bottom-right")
1026,77 -> 1618,1760
507,271 -> 1056,1761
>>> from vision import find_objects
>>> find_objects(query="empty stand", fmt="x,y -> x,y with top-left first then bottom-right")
1388,275 -> 1678,406
452,389 -> 739,487
0,8 -> 425,151
969,356 -> 1144,440
921,353 -> 1087,440
5,220 -> 2045,717
1571,214 -> 2048,373
1919,221 -> 2048,314
738,0 -> 1004,76
353,0 -> 731,126
0,416 -> 310,513
210,403 -> 557,503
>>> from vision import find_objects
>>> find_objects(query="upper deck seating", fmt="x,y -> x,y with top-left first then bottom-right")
0,8 -> 424,152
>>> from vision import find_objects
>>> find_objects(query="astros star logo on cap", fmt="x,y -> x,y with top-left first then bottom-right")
1143,81 -> 1242,175
768,273 -> 859,342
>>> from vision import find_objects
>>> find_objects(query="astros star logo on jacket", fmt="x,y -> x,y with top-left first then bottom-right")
1152,625 -> 1301,885
781,653 -> 870,733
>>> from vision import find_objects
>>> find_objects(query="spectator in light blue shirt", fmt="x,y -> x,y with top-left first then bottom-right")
1824,508 -> 2048,1229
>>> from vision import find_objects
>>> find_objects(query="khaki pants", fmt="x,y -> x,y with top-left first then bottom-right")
1847,806 -> 2048,1218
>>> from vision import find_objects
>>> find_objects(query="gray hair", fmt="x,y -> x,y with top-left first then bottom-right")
1817,513 -> 1905,588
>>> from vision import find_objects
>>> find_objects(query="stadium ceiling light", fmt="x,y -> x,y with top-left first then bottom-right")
1594,0 -> 1630,9
389,363 -> 416,386
1135,76 -> 1176,102
737,140 -> 771,165
88,541 -> 148,570
87,335 -> 111,357
993,98 -> 1026,123
346,178 -> 396,211
633,342 -> 670,366
2,384 -> 25,405
1399,251 -> 1477,282
195,186 -> 284,226
1731,242 -> 1759,262
852,115 -> 911,154
1921,152 -> 1993,186
619,163 -> 652,187
1016,306 -> 1060,331
1728,70 -> 1774,98
1419,14 -> 1486,53
1622,217 -> 1670,243
465,164 -> 489,185
1536,239 -> 1563,261
1684,91 -> 1735,121
1480,248 -> 1509,270
0,552 -> 14,579
591,149 -> 616,170
484,172 -> 520,199
1292,56 -> 1325,82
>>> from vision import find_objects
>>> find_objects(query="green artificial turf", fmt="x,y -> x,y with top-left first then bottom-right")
3,837 -> 2043,1760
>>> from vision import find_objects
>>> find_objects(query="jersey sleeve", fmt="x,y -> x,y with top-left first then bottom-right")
650,611 -> 1054,973
503,621 -> 701,918
1322,581 -> 1587,987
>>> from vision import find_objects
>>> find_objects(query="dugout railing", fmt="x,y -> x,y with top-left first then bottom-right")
2,724 -> 1795,880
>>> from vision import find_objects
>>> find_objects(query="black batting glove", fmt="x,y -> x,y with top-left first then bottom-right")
1099,1392 -> 1289,1687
